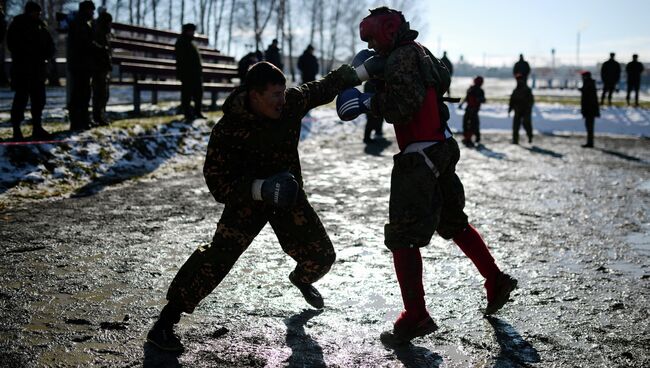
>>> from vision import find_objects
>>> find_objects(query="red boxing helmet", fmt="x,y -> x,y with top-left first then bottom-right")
360,8 -> 405,54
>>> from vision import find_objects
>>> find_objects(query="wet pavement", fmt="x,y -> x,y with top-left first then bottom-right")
1,127 -> 649,367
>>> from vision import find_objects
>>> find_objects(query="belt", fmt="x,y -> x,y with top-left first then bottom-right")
403,141 -> 440,178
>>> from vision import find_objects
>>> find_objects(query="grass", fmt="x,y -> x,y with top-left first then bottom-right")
0,110 -> 224,141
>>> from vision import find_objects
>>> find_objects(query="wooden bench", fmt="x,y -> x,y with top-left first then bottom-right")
109,22 -> 237,114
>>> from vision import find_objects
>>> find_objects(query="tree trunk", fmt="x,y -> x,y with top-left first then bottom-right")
318,0 -> 324,75
136,0 -> 141,25
326,0 -> 341,71
214,0 -> 225,49
181,0 -> 185,25
129,0 -> 134,24
286,0 -> 294,82
168,0 -> 172,29
152,0 -> 158,28
227,0 -> 234,54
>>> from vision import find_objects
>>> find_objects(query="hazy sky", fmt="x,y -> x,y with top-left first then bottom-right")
409,0 -> 649,68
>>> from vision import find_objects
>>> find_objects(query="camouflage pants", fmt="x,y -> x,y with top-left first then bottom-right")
384,138 -> 469,250
166,190 -> 336,313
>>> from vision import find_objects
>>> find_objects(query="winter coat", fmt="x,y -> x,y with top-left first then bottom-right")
67,14 -> 103,71
626,60 -> 644,85
513,60 -> 531,78
580,78 -> 600,118
6,13 -> 55,84
297,51 -> 318,81
175,35 -> 203,82
600,59 -> 621,85
264,44 -> 283,70
92,12 -> 113,72
509,84 -> 534,114
203,66 -> 357,205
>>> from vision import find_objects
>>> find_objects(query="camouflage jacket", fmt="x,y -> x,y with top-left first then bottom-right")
369,29 -> 448,125
203,67 -> 356,205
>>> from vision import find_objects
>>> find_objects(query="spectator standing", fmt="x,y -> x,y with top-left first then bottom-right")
264,39 -> 283,70
91,8 -> 113,126
508,74 -> 535,144
297,44 -> 318,83
175,23 -> 205,121
600,52 -> 621,106
625,54 -> 644,107
440,51 -> 453,76
67,1 -> 101,131
6,1 -> 55,141
579,71 -> 600,148
513,54 -> 531,80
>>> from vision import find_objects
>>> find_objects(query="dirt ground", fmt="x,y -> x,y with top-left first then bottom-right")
1,127 -> 649,367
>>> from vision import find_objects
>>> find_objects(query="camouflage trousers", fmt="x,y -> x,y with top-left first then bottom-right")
166,190 -> 336,313
384,137 -> 469,250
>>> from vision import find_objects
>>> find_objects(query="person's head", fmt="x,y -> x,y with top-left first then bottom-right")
272,39 -> 278,46
609,52 -> 615,59
360,6 -> 407,56
182,23 -> 196,37
474,76 -> 484,86
245,62 -> 287,120
633,54 -> 638,61
581,71 -> 592,80
24,1 -> 41,19
519,54 -> 524,61
79,1 -> 96,20
306,44 -> 314,54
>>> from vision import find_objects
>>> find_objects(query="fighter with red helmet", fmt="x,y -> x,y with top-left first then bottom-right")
337,7 -> 517,344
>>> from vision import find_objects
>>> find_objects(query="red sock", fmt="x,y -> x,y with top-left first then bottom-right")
453,224 -> 500,279
392,248 -> 427,319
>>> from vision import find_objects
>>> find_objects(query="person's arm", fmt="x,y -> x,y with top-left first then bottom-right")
203,124 -> 256,205
369,46 -> 426,124
286,64 -> 360,114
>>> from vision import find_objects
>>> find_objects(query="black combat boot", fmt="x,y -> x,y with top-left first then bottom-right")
289,271 -> 324,309
147,303 -> 184,352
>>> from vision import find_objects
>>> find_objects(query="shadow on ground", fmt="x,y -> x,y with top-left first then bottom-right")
486,316 -> 540,367
524,145 -> 564,159
475,143 -> 507,160
284,309 -> 326,368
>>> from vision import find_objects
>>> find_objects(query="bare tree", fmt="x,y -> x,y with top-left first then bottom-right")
251,0 -> 276,52
285,0 -> 294,81
167,0 -> 172,29
151,0 -> 160,28
325,0 -> 341,71
213,0 -> 225,49
226,0 -> 234,54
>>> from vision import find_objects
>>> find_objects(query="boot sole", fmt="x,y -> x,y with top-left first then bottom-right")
146,337 -> 185,353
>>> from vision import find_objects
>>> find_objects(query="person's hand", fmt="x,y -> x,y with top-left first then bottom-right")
336,88 -> 373,121
334,64 -> 361,87
252,172 -> 299,208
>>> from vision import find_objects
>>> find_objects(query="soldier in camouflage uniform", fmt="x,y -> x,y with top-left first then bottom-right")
147,61 -> 362,352
337,7 -> 517,344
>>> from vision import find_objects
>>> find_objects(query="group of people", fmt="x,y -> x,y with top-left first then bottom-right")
237,41 -> 319,86
146,6 -> 517,352
458,52 -> 644,148
600,52 -> 645,107
6,1 -> 112,141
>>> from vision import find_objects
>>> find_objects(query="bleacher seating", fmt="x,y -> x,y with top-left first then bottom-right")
109,22 -> 237,113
